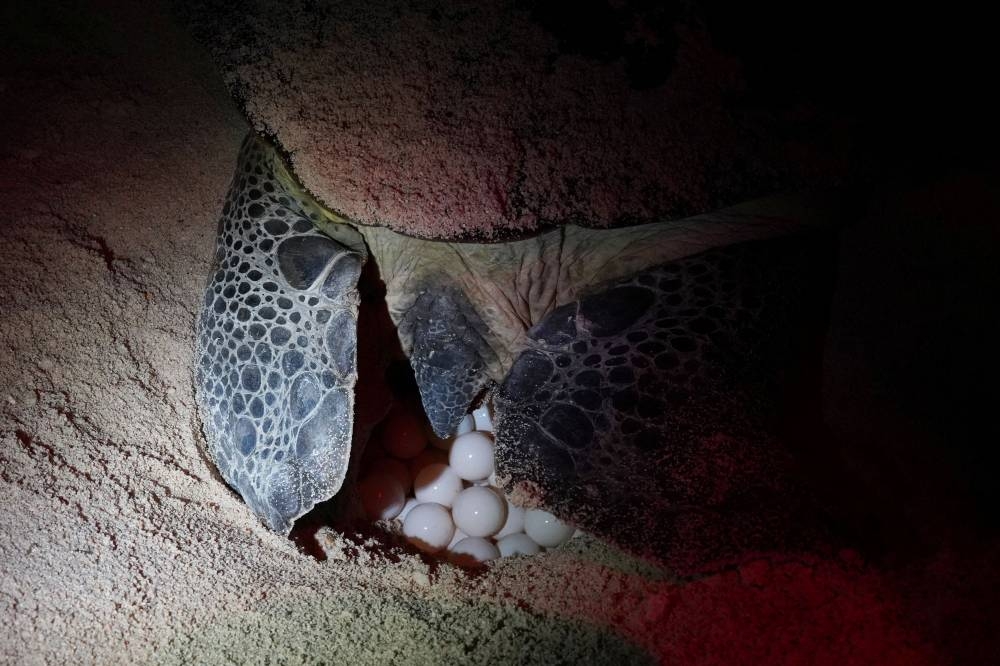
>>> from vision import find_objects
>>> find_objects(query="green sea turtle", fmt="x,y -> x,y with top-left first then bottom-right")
188,0 -> 848,571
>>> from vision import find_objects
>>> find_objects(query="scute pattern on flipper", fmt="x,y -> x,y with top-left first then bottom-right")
397,287 -> 496,438
494,235 -> 830,574
195,135 -> 363,533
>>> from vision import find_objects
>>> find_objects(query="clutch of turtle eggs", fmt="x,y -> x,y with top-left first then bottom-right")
357,402 -> 576,567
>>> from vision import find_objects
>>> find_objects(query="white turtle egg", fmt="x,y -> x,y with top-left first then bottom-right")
497,533 -> 541,557
357,473 -> 405,521
396,496 -> 419,522
456,413 -> 476,435
449,432 -> 495,481
382,405 -> 427,459
447,528 -> 469,549
368,457 -> 411,495
413,463 -> 463,507
430,414 -> 475,451
408,448 -> 447,480
524,509 -> 575,548
494,498 -> 525,539
451,486 -> 507,537
402,502 -> 454,553
449,537 -> 500,567
472,405 -> 493,432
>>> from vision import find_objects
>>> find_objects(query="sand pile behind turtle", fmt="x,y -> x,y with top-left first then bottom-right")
182,0 -> 851,241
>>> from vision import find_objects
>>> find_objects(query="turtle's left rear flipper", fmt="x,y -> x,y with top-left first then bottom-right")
195,135 -> 365,533
493,232 -> 838,575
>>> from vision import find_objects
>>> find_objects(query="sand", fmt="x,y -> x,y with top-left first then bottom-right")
181,0 -> 849,241
1,2 -> 997,664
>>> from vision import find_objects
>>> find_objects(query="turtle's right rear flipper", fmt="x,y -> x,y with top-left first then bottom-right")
493,232 -> 838,576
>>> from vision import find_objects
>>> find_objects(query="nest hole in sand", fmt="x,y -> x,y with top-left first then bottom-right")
287,252 -> 577,567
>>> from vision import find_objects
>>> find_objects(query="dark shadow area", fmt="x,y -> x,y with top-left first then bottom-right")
815,173 -> 1000,554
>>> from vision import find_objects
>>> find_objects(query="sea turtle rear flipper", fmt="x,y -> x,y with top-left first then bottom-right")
493,233 -> 836,574
195,135 -> 365,533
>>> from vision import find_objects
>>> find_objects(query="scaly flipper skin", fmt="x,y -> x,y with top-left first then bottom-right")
197,135 -> 836,544
195,136 -> 365,533
363,195 -> 834,438
493,234 -> 834,574
394,286 -> 497,437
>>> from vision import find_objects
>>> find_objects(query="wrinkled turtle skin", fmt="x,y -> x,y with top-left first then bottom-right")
186,0 -> 849,573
